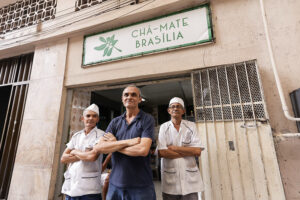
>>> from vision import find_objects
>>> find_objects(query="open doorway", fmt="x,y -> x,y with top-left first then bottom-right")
91,77 -> 195,140
90,77 -> 195,199
0,86 -> 11,135
91,78 -> 195,128
54,75 -> 204,200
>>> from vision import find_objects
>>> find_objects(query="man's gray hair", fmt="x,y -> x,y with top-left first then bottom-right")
123,84 -> 142,97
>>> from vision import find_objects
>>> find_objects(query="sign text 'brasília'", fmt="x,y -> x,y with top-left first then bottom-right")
83,6 -> 212,66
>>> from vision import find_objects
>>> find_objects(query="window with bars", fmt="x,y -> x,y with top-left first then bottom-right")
75,0 -> 137,12
0,53 -> 33,199
0,0 -> 57,35
192,60 -> 267,122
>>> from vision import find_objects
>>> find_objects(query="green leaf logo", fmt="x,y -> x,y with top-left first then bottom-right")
94,34 -> 122,57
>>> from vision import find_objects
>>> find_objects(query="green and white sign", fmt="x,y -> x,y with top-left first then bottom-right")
83,5 -> 212,66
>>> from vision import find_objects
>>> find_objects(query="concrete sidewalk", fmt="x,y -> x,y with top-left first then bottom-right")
154,180 -> 162,200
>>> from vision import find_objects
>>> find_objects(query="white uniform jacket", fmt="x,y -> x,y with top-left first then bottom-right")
61,127 -> 105,197
157,120 -> 204,195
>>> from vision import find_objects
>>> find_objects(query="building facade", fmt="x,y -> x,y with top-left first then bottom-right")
0,0 -> 299,199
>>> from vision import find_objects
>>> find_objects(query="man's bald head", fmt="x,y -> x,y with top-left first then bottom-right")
122,85 -> 141,97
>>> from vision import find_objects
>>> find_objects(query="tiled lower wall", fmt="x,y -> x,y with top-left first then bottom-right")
69,90 -> 91,135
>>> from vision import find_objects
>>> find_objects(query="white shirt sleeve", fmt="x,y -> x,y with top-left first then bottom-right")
157,123 -> 168,150
66,133 -> 76,149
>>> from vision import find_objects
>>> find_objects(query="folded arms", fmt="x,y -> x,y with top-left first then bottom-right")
61,133 -> 151,164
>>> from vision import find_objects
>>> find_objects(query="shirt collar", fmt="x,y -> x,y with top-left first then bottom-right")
169,119 -> 185,133
169,119 -> 183,127
121,110 -> 143,119
83,126 -> 97,136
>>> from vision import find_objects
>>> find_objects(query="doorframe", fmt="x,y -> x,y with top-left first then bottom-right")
53,73 -> 193,199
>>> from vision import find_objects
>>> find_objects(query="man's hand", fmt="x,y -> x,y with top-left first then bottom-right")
103,133 -> 117,141
69,148 -> 98,161
167,145 -> 201,157
128,137 -> 141,146
61,148 -> 80,164
70,149 -> 77,156
118,138 -> 152,157
70,148 -> 91,156
167,145 -> 178,151
95,135 -> 141,154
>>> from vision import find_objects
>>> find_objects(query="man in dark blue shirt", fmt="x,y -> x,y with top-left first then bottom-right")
94,85 -> 156,200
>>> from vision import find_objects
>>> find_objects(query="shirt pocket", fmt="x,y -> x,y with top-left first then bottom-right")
62,171 -> 71,192
185,166 -> 199,183
78,172 -> 101,191
163,167 -> 177,185
182,131 -> 193,145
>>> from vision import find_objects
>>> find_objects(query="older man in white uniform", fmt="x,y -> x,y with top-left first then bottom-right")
158,97 -> 204,200
60,104 -> 105,200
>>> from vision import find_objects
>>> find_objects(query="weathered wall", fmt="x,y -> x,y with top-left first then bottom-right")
64,0 -> 300,134
275,136 -> 300,200
1,0 -> 299,199
263,1 -> 300,198
262,0 -> 300,133
7,39 -> 68,200
64,1 -> 300,199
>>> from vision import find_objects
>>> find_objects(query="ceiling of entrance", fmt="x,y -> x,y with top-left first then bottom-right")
94,79 -> 194,106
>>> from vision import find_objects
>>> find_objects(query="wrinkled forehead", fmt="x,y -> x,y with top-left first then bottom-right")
122,86 -> 140,96
169,102 -> 184,108
83,110 -> 99,117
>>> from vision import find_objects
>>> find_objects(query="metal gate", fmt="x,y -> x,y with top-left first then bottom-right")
0,53 -> 33,199
192,60 -> 285,200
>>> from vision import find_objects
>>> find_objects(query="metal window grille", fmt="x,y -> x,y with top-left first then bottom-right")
75,0 -> 137,12
0,53 -> 33,199
0,0 -> 57,35
192,60 -> 267,122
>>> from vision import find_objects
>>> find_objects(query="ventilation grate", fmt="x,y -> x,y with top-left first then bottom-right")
192,60 -> 266,122
75,0 -> 136,12
0,0 -> 57,35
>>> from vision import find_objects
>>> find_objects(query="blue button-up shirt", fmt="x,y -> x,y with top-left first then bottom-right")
106,110 -> 155,188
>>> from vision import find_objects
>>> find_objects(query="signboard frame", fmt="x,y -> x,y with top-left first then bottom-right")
82,4 -> 213,67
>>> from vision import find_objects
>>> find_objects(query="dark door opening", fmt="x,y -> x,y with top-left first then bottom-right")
0,53 -> 33,199
0,86 -> 11,137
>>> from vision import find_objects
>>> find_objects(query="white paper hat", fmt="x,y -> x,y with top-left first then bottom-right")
83,103 -> 99,116
169,97 -> 184,108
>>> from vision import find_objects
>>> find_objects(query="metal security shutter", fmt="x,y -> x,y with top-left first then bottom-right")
191,60 -> 285,200
0,53 -> 33,199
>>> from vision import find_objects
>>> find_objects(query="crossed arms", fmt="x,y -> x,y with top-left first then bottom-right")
60,133 -> 152,164
158,145 -> 202,159
94,133 -> 152,157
